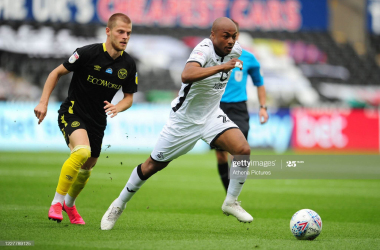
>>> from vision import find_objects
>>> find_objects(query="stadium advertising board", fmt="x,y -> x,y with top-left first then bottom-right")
0,102 -> 209,153
291,108 -> 380,152
0,102 -> 293,153
1,103 -> 379,153
248,108 -> 292,153
0,0 -> 328,31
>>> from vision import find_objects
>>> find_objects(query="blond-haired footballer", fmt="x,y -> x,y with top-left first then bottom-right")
34,13 -> 138,224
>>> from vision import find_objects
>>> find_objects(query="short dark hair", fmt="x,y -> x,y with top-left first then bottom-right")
107,13 -> 131,30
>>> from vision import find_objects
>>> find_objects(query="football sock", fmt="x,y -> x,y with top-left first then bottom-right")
224,157 -> 248,204
52,192 -> 65,206
217,163 -> 229,192
225,178 -> 247,204
53,146 -> 91,205
114,164 -> 146,207
65,169 -> 92,207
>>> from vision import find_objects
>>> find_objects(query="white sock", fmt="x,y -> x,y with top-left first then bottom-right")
51,192 -> 65,206
225,178 -> 247,204
64,194 -> 76,207
114,166 -> 146,208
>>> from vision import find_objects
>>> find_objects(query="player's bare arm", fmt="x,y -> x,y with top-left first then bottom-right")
34,64 -> 70,124
104,93 -> 133,118
181,58 -> 243,83
257,85 -> 269,124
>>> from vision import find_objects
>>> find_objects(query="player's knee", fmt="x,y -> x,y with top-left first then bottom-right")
235,144 -> 251,156
71,145 -> 91,165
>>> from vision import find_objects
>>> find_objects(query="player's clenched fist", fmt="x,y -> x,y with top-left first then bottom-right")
222,58 -> 243,72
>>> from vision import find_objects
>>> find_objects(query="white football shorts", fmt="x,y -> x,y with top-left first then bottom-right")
151,108 -> 239,162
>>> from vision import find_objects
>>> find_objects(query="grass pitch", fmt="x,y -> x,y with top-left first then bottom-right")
0,151 -> 379,249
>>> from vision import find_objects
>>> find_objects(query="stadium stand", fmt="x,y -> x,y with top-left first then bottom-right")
0,20 -> 379,106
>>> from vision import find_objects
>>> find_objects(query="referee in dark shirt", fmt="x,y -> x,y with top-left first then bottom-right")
34,13 -> 137,225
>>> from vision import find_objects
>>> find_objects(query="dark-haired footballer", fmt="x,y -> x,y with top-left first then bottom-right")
101,17 -> 254,231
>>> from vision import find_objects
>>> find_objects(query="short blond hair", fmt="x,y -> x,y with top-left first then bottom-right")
107,13 -> 131,30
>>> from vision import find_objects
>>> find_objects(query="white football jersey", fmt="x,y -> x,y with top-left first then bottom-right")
171,38 -> 242,124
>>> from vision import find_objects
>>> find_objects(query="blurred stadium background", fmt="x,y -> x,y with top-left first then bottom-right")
0,0 -> 380,154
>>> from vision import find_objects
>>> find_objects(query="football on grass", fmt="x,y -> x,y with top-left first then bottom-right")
290,209 -> 322,240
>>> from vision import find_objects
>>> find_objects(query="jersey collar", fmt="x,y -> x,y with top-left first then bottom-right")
103,43 -> 124,56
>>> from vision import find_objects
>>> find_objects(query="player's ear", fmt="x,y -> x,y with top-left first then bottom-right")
106,27 -> 111,36
210,31 -> 215,40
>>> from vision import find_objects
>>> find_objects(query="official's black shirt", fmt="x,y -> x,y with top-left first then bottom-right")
60,43 -> 137,128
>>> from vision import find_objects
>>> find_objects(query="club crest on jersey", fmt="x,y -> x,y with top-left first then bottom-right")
106,68 -> 113,74
118,69 -> 128,79
69,52 -> 79,63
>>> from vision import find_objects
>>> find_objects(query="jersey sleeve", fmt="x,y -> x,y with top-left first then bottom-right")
62,46 -> 91,72
186,39 -> 211,67
247,54 -> 264,87
122,60 -> 138,93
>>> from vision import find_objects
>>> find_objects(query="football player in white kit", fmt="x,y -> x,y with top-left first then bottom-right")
101,17 -> 253,230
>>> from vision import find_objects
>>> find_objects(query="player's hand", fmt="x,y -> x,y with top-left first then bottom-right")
259,108 -> 269,124
222,58 -> 243,72
104,101 -> 119,118
34,103 -> 48,125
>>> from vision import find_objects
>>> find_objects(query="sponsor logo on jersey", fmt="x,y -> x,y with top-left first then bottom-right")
68,51 -> 79,63
213,82 -> 227,89
105,68 -> 113,74
71,121 -> 80,127
219,71 -> 229,81
118,68 -> 128,79
94,65 -> 101,71
87,75 -> 122,90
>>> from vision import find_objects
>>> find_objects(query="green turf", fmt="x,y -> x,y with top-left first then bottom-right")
0,151 -> 379,250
